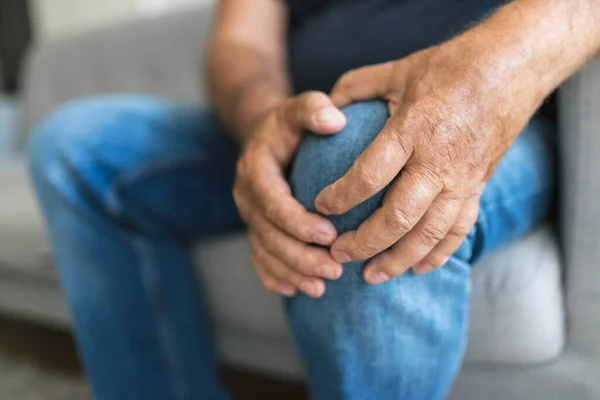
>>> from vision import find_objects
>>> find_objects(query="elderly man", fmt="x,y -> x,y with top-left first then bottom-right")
28,0 -> 598,399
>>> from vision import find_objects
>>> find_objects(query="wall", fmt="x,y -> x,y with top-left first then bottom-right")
31,0 -> 213,42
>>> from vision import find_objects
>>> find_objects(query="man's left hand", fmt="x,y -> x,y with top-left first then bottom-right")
315,38 -> 542,284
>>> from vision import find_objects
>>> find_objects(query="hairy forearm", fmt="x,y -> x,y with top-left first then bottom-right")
454,0 -> 600,115
205,39 -> 291,145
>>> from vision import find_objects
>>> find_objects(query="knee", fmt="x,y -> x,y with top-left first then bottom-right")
29,97 -> 116,175
27,95 -> 159,184
290,100 -> 389,234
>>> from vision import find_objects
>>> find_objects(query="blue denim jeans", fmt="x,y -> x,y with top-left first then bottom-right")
28,97 -> 554,400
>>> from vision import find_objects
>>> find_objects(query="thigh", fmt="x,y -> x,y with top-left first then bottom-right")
28,95 -> 243,238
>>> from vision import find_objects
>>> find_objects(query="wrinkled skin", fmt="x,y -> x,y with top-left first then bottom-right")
315,40 -> 542,284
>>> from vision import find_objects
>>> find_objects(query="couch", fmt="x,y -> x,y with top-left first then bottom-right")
1,4 -> 599,399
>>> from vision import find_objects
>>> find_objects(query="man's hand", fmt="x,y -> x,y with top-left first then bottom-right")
315,0 -> 600,285
234,92 -> 347,297
315,37 -> 543,284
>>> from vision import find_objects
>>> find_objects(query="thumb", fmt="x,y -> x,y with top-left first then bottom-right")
284,91 -> 347,135
330,62 -> 396,108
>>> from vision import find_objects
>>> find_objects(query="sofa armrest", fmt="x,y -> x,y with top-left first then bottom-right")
558,55 -> 600,356
18,4 -> 215,151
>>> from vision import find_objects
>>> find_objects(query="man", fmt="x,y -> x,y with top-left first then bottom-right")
27,0 -> 598,399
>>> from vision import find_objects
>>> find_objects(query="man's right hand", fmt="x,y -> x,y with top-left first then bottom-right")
233,91 -> 346,298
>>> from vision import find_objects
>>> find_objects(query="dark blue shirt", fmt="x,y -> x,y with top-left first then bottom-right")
283,0 -> 504,93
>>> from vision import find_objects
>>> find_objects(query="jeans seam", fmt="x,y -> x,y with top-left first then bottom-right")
132,236 -> 189,400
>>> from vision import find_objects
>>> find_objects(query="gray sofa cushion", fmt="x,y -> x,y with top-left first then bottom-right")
193,226 -> 564,373
0,161 -> 52,277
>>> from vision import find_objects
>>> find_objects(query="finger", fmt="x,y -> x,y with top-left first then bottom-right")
329,166 -> 441,262
250,233 -> 326,298
314,115 -> 414,215
283,91 -> 346,134
250,250 -> 297,297
413,195 -> 480,275
363,193 -> 462,284
246,205 -> 342,280
243,155 -> 338,246
330,62 -> 401,108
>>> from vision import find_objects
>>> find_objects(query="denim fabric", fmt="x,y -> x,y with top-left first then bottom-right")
28,97 -> 554,400
287,100 -> 554,400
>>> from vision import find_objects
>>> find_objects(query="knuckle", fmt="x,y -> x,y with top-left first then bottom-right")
302,90 -> 328,103
261,277 -> 277,292
383,207 -> 414,234
232,185 -> 250,213
335,70 -> 356,90
262,230 -> 278,251
285,251 -> 304,272
465,205 -> 480,223
419,224 -> 447,246
354,241 -> 381,260
450,223 -> 472,238
390,128 -> 412,158
414,167 -> 443,192
427,254 -> 451,268
297,247 -> 316,269
235,155 -> 251,178
264,201 -> 282,223
356,165 -> 380,190
382,263 -> 405,278
286,272 -> 303,287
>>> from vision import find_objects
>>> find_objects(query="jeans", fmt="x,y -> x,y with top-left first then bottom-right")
28,97 -> 554,400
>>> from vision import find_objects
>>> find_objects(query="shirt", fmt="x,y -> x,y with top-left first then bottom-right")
283,0 -> 504,93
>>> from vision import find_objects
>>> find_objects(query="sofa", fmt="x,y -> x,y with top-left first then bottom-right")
1,4 -> 599,399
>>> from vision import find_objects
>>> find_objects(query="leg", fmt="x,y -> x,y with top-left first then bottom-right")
287,100 -> 554,400
28,96 -> 242,400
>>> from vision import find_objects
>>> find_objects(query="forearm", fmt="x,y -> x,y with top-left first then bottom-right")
455,0 -> 600,115
206,40 -> 291,145
205,0 -> 291,146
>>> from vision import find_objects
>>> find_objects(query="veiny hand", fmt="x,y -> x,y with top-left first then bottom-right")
315,38 -> 543,284
234,91 -> 347,297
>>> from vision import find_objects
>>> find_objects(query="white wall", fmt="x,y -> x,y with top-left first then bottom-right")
32,0 -> 213,42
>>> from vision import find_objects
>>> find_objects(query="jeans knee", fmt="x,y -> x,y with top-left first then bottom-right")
29,97 -> 117,176
28,96 -> 163,194
290,100 -> 390,235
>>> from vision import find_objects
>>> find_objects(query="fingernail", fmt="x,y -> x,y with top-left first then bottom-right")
315,107 -> 345,126
314,281 -> 326,297
367,270 -> 390,285
331,249 -> 352,263
413,262 -> 433,275
301,281 -> 325,298
300,282 -> 313,296
332,265 -> 343,279
314,196 -> 331,215
317,264 -> 342,280
281,287 -> 297,297
314,222 -> 336,245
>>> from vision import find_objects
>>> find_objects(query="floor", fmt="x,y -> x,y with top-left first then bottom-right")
0,314 -> 308,400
